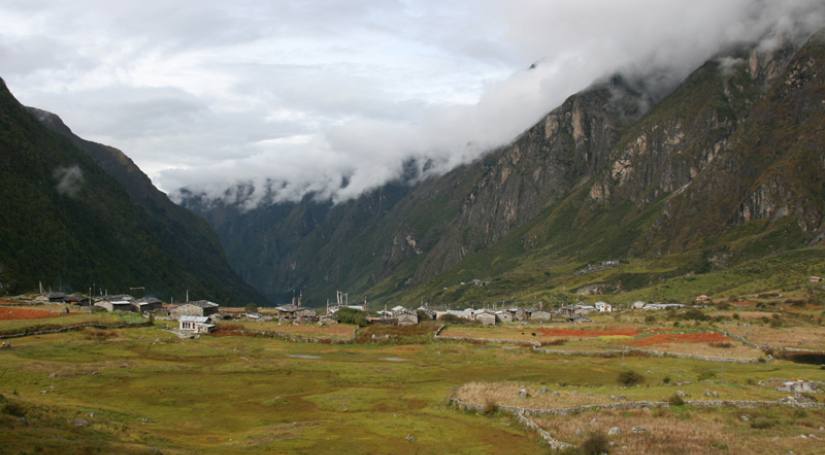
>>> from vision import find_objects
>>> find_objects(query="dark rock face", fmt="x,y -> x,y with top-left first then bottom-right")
184,29 -> 825,304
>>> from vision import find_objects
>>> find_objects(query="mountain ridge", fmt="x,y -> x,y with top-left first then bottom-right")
183,29 -> 825,306
0,78 -> 265,304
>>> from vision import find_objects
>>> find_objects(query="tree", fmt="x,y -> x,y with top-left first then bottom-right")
244,303 -> 258,314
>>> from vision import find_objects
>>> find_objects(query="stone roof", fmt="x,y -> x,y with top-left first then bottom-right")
187,300 -> 219,308
179,315 -> 210,323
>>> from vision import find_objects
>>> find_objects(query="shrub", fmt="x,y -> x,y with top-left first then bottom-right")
336,308 -> 368,327
244,303 -> 258,314
481,398 -> 498,416
662,376 -> 672,385
668,393 -> 685,406
710,342 -> 733,349
750,417 -> 777,429
682,309 -> 709,321
697,370 -> 717,381
2,402 -> 26,417
580,431 -> 610,455
617,370 -> 645,387
644,315 -> 656,324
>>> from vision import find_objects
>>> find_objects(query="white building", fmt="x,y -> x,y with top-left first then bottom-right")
594,301 -> 613,313
178,315 -> 214,334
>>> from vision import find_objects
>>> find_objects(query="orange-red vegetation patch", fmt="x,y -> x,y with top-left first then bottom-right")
632,332 -> 729,346
537,327 -> 640,337
0,307 -> 57,320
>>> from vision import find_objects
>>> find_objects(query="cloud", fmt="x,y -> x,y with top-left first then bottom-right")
53,165 -> 85,197
3,1 -> 824,206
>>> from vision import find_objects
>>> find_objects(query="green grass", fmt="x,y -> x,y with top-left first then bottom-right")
0,311 -> 144,336
1,325 -> 823,454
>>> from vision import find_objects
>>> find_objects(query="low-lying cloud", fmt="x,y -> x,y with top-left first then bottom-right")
53,165 -> 85,198
3,1 -> 825,207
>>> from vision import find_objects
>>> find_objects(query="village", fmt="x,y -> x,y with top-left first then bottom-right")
29,287 -> 697,336
2,279 -> 825,454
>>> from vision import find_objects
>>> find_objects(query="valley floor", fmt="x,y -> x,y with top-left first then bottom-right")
1,312 -> 824,454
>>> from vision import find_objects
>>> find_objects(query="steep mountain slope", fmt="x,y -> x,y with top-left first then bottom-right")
185,76 -> 652,303
184,30 -> 825,306
0,78 -> 264,304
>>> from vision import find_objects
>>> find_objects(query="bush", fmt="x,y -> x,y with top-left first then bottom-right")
2,402 -> 26,417
682,309 -> 709,321
750,417 -> 777,429
662,376 -> 672,385
481,398 -> 498,416
244,303 -> 258,314
580,431 -> 610,455
335,308 -> 368,327
668,393 -> 685,406
617,370 -> 645,387
644,315 -> 656,324
697,370 -> 717,381
710,342 -> 733,349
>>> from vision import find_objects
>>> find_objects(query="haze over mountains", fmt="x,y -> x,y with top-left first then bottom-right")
183,28 -> 825,305
1,3 -> 824,308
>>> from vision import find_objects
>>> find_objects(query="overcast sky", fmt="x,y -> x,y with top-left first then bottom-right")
2,1 -> 824,205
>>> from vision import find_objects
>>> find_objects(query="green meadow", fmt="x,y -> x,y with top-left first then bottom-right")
1,325 -> 824,454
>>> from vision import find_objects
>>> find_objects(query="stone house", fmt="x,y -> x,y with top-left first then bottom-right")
476,311 -> 496,326
495,311 -> 513,323
132,297 -> 162,313
397,311 -> 419,326
171,301 -> 219,319
530,310 -> 552,322
94,299 -> 135,312
510,307 -> 529,322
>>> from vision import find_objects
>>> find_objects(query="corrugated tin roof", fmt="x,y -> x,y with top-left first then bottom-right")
179,315 -> 209,323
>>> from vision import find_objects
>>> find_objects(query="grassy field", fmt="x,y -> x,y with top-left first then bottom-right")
1,321 -> 823,454
213,320 -> 358,341
0,310 -> 145,336
440,323 -> 766,361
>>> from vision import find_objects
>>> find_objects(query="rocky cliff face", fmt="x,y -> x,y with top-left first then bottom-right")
184,29 -> 825,305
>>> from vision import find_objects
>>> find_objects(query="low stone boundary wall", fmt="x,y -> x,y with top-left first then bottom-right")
214,328 -> 354,344
533,346 -> 764,364
434,333 -> 539,347
435,330 -> 765,363
452,396 -> 824,418
0,321 -> 152,339
451,396 -> 825,449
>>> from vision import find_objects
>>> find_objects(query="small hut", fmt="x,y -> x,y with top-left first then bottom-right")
178,315 -> 214,334
476,311 -> 496,326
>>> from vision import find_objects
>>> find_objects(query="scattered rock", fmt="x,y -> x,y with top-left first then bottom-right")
48,372 -> 58,379
740,415 -> 750,422
519,387 -> 529,399
405,434 -> 416,443
0,342 -> 12,350
608,426 -> 622,436
73,418 -> 89,427
704,390 -> 720,398
631,426 -> 648,434
676,390 -> 688,399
